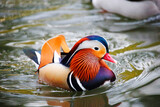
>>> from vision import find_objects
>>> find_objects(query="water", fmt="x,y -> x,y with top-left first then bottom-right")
0,0 -> 160,106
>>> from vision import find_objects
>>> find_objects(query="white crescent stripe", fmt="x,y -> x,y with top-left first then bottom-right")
76,77 -> 86,91
69,72 -> 77,91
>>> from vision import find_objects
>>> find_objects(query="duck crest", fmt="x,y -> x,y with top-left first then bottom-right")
70,49 -> 100,82
70,37 -> 89,53
61,37 -> 89,66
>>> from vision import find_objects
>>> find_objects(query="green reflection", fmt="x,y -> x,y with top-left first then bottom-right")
111,41 -> 160,55
0,86 -> 35,95
118,64 -> 143,82
0,3 -> 62,23
0,24 -> 44,34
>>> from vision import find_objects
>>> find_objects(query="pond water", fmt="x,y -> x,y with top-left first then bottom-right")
0,0 -> 160,107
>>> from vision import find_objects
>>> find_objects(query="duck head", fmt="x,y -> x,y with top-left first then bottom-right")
62,35 -> 116,82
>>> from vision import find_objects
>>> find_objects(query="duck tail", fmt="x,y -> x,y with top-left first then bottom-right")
23,48 -> 41,69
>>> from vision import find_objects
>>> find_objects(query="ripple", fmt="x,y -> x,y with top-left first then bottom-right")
0,0 -> 160,106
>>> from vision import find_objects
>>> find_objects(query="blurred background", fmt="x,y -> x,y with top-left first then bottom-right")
0,0 -> 160,106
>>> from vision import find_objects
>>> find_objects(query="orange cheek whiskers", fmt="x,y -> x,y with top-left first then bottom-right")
70,49 -> 100,82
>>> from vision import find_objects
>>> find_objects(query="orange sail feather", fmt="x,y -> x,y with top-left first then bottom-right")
38,35 -> 70,69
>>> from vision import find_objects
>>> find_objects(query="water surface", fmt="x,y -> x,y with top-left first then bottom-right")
0,0 -> 160,107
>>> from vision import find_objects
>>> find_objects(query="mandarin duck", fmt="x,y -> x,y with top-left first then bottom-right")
24,35 -> 116,91
92,0 -> 160,20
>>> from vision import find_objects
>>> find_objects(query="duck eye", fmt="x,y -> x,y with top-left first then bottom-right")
94,47 -> 99,50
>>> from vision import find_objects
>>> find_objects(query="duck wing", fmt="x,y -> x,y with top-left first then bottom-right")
38,35 -> 70,69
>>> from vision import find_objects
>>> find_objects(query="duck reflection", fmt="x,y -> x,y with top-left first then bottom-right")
47,100 -> 70,107
45,93 -> 121,107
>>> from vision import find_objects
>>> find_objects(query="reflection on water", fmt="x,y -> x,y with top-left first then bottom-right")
25,94 -> 121,107
96,14 -> 160,32
0,0 -> 160,107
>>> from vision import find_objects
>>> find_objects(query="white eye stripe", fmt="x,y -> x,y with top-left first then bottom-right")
66,40 -> 105,64
77,40 -> 104,51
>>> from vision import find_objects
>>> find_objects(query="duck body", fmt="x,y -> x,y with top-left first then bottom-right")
24,35 -> 116,91
92,0 -> 160,20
